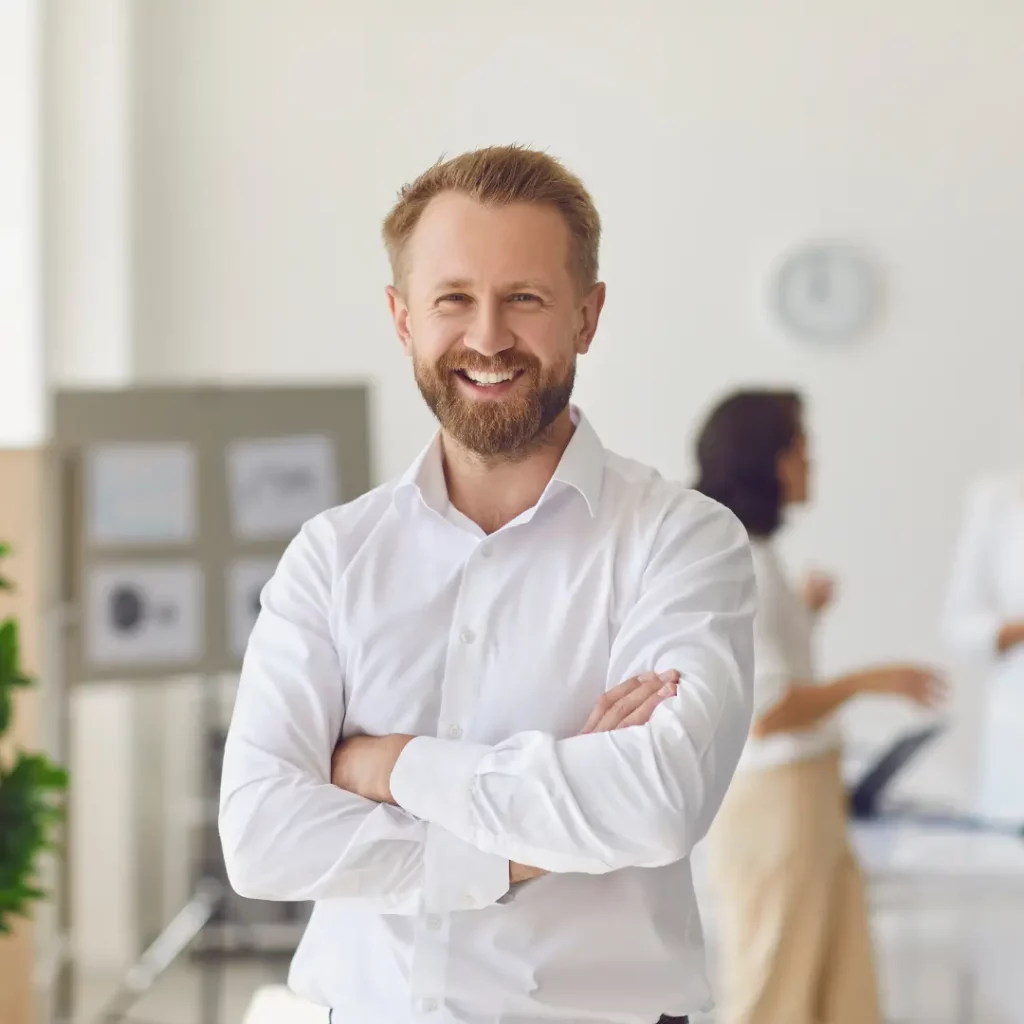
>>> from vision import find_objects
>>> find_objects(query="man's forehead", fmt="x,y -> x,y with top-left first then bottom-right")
406,194 -> 572,288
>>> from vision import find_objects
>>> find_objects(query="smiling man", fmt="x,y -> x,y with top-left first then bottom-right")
219,146 -> 756,1024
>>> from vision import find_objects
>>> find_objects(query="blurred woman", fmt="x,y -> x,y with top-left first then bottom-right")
944,473 -> 1024,823
697,390 -> 943,1024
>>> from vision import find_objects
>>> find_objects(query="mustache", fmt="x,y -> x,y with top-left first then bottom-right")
434,348 -> 539,375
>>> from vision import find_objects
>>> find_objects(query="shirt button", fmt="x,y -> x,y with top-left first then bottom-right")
447,724 -> 463,739
479,544 -> 492,558
425,914 -> 442,931
459,629 -> 475,645
422,997 -> 439,1013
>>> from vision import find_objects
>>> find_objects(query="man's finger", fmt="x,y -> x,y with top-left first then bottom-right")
590,671 -> 679,734
579,673 -> 654,734
618,686 -> 677,729
590,678 -> 663,733
580,670 -> 680,735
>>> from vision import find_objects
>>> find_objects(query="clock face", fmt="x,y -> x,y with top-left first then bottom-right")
772,244 -> 876,343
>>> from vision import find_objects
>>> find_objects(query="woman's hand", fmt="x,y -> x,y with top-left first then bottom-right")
802,571 -> 836,614
997,621 -> 1024,654
862,666 -> 946,708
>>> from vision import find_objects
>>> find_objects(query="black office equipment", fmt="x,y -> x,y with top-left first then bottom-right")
848,724 -> 944,819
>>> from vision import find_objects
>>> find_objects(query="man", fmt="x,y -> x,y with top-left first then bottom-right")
219,145 -> 756,1024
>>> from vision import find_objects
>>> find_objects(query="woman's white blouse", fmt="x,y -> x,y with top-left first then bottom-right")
736,540 -> 842,773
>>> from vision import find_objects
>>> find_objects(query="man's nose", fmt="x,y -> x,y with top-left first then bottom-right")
462,299 -> 514,357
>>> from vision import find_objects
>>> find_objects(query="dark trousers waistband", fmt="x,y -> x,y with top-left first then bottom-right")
329,1014 -> 687,1022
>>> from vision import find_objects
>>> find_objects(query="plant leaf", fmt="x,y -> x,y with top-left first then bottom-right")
0,540 -> 68,933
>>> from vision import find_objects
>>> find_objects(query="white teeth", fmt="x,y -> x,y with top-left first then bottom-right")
465,370 -> 516,385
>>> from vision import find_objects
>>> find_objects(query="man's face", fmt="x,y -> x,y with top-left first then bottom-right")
388,192 -> 605,458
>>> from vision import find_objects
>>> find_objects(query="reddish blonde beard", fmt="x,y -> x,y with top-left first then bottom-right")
413,348 -> 576,459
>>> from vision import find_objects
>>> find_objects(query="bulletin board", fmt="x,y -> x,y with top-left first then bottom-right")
51,385 -> 371,685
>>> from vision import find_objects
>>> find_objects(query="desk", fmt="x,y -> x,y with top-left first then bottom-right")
853,818 -> 1024,1023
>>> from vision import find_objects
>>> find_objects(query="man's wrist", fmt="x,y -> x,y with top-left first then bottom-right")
331,733 -> 416,804
509,860 -> 546,885
500,862 -> 546,904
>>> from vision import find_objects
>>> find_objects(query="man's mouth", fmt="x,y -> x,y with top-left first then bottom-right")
454,368 -> 525,388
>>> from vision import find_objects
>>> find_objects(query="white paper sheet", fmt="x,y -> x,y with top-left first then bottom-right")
227,557 -> 279,660
84,561 -> 203,668
226,435 -> 337,541
86,442 -> 196,546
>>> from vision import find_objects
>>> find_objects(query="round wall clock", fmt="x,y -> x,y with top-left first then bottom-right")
771,243 -> 877,343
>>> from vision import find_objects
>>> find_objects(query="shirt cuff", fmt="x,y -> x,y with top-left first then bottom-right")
423,824 -> 510,912
390,735 -> 491,842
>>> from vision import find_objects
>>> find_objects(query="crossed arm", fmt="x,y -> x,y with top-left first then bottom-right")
218,500 -> 755,913
330,670 -> 683,886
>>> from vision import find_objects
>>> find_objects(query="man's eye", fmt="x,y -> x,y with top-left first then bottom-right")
509,293 -> 541,304
439,293 -> 469,304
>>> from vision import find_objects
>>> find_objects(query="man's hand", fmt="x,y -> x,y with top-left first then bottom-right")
509,669 -> 680,886
578,670 -> 679,734
330,733 -> 414,804
333,673 -> 680,889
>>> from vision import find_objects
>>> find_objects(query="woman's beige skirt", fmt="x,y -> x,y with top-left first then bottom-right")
707,750 -> 882,1024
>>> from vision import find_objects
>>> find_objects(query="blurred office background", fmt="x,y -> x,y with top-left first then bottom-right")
2,2 -> 1024,1022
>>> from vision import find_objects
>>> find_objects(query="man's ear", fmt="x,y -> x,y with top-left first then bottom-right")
387,285 -> 413,356
575,282 -> 606,355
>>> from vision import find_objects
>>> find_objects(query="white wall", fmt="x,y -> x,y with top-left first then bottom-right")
52,0 -> 1024,963
129,0 -> 1024,795
0,0 -> 43,448
43,0 -> 139,972
45,0 -> 132,387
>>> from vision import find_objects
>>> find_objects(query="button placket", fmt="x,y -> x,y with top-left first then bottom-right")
435,554 -> 487,744
410,906 -> 450,1013
409,546 -> 491,1017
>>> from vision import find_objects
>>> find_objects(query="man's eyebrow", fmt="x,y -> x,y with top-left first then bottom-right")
434,278 -> 472,291
505,280 -> 556,296
428,278 -> 556,297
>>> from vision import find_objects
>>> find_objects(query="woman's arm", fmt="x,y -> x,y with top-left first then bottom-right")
753,666 -> 943,737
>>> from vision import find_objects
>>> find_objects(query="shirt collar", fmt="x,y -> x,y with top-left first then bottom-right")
393,406 -> 605,519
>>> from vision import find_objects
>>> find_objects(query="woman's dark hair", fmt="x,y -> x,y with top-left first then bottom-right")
694,389 -> 803,538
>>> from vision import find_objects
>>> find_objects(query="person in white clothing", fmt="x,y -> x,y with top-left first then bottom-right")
218,146 -> 757,1024
695,390 -> 943,1024
944,472 -> 1024,823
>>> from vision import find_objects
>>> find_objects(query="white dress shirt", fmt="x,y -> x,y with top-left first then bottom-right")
219,409 -> 756,1024
735,540 -> 840,773
944,472 -> 1024,821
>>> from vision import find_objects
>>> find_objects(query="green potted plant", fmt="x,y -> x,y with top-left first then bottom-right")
0,541 -> 67,935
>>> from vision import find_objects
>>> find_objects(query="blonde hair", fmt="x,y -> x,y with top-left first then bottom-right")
382,145 -> 601,293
